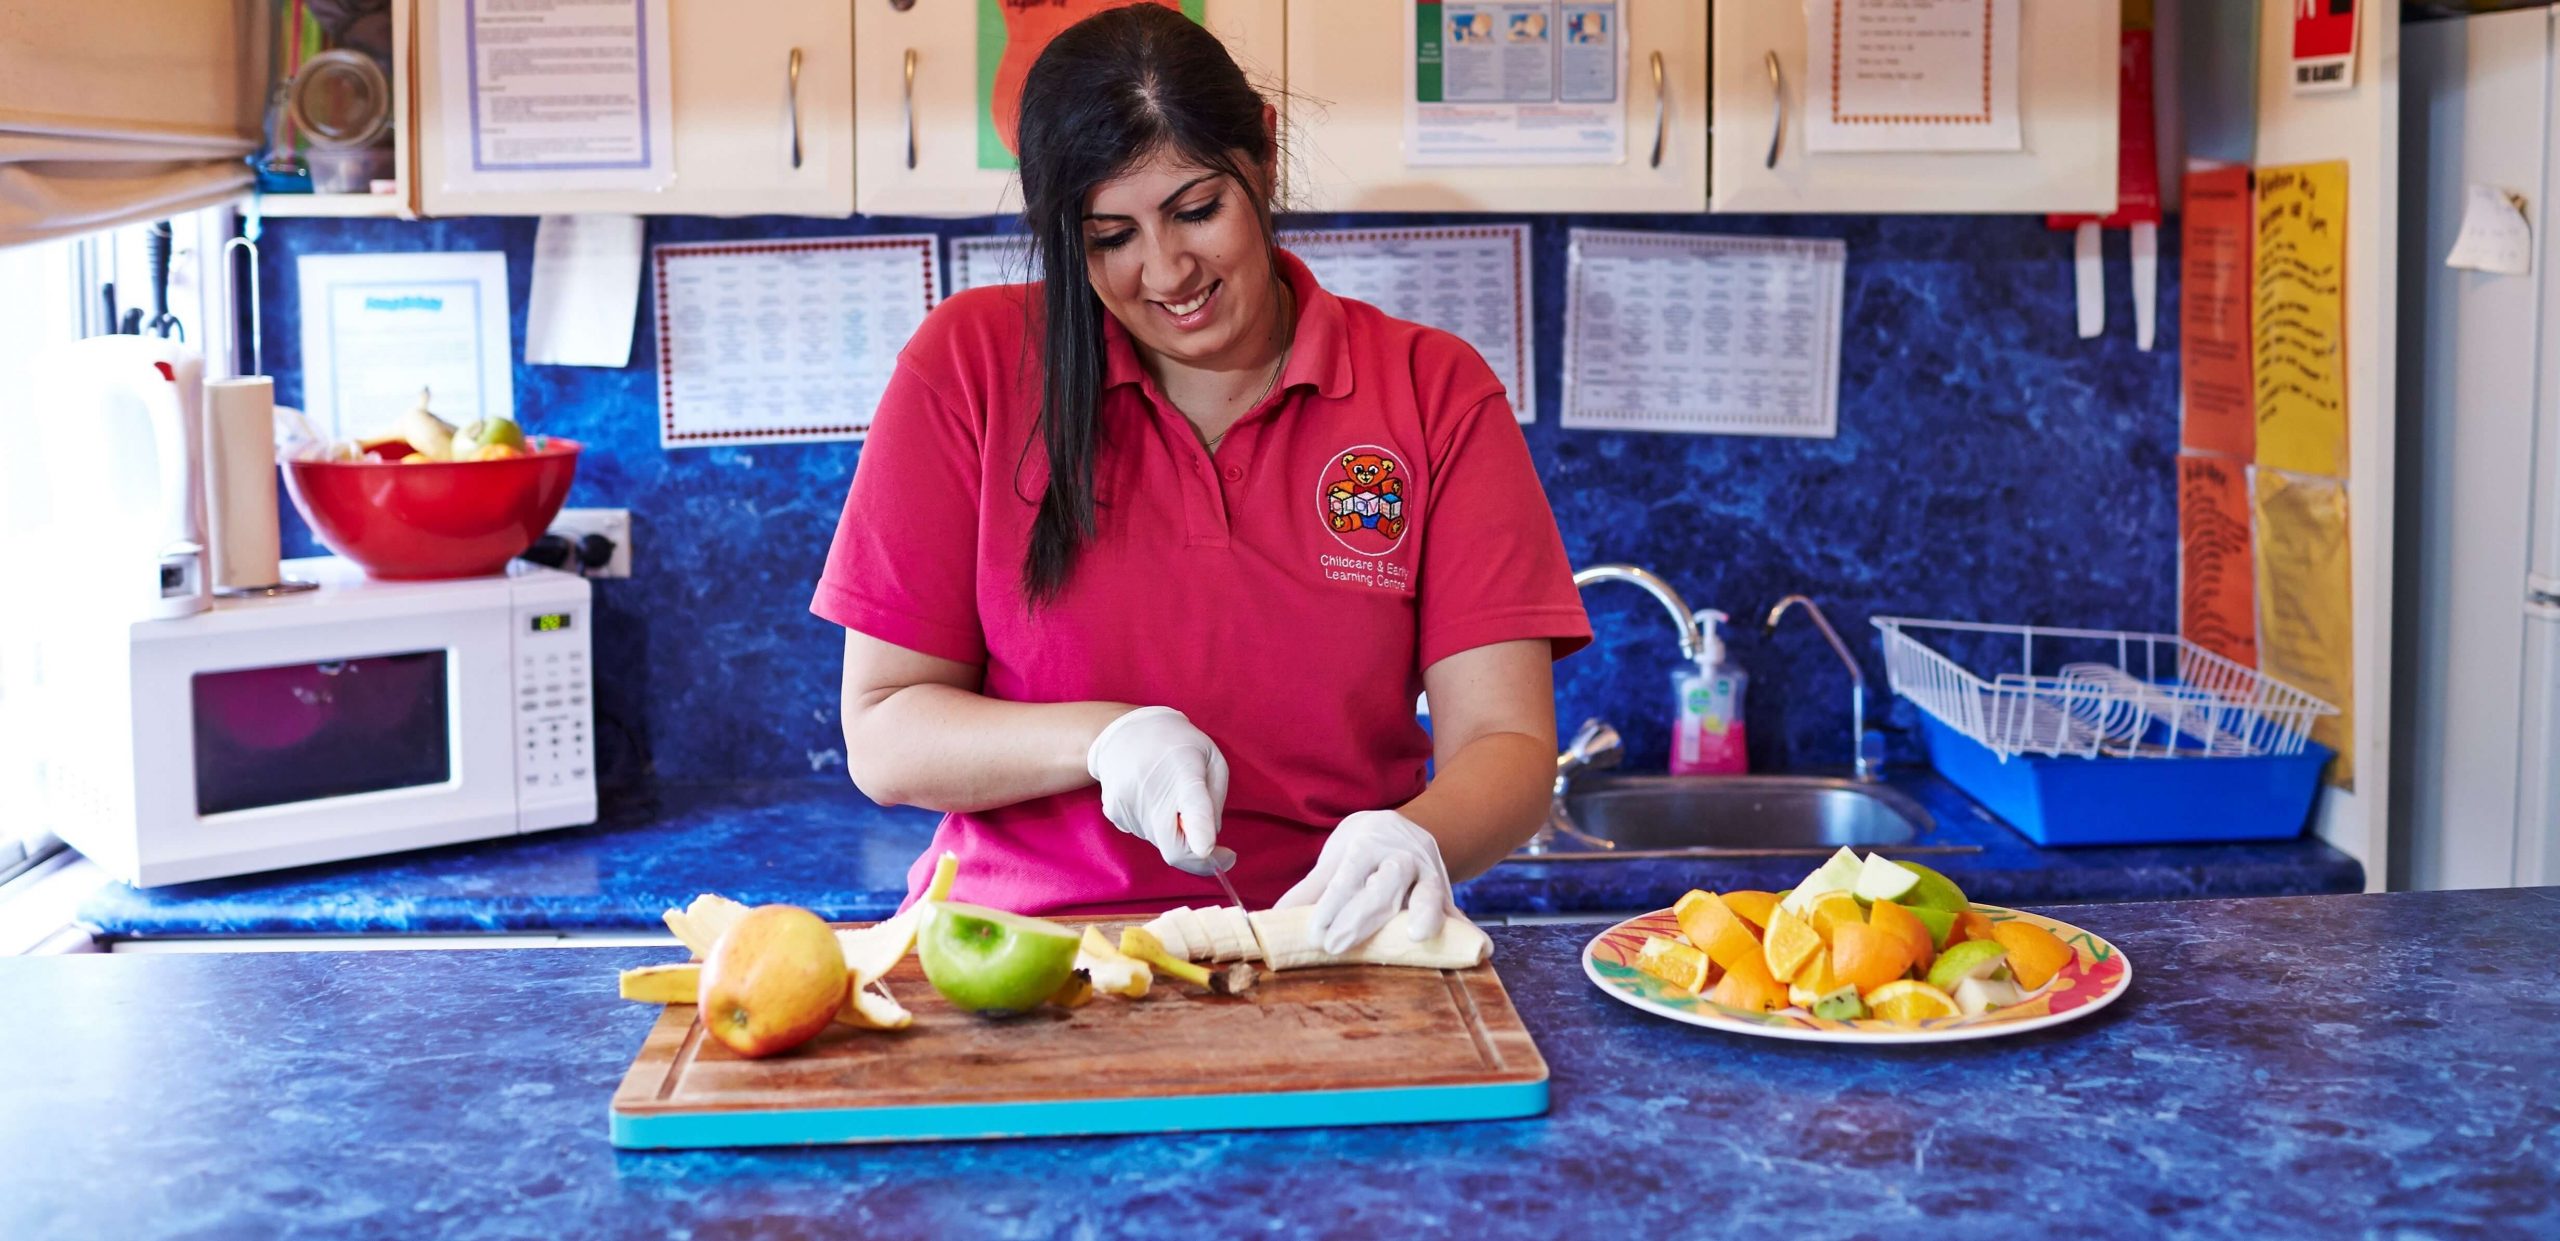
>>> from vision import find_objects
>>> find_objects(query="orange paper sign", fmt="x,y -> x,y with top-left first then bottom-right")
2180,165 -> 2254,458
2179,453 -> 2256,669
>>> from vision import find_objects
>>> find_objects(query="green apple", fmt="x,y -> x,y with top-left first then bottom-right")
917,901 -> 1081,1017
1925,939 -> 2009,995
1852,852 -> 1920,903
451,415 -> 527,460
1895,860 -> 1972,915
1907,905 -> 1959,949
1780,847 -> 1867,915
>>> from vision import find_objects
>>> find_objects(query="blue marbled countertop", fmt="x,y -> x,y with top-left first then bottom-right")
10,887 -> 2556,1238
77,772 -> 2363,940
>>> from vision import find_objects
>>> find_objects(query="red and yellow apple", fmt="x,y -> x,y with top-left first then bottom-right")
697,904 -> 848,1058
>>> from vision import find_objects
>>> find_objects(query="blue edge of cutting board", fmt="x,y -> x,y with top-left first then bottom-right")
610,1078 -> 1550,1149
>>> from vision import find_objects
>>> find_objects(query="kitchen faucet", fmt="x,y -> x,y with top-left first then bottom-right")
1763,595 -> 1884,783
1520,564 -> 1704,856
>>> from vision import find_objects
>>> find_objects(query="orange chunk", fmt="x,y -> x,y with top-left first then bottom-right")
1809,891 -> 1867,941
1989,919 -> 2075,991
1832,920 -> 1914,996
1673,891 -> 1765,975
1947,908 -> 1998,948
1867,899 -> 1937,973
1634,935 -> 1714,994
1707,949 -> 1786,1012
1866,980 -> 1960,1025
1721,890 -> 1782,932
1761,907 -> 1824,984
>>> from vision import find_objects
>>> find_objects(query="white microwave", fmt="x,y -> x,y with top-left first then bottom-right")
28,556 -> 596,887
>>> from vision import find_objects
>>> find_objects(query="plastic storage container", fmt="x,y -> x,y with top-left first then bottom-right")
1876,617 -> 2340,846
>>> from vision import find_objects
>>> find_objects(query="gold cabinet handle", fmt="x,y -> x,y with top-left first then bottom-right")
787,48 -> 804,170
902,48 -> 918,170
1764,50 -> 1784,170
1648,51 -> 1666,170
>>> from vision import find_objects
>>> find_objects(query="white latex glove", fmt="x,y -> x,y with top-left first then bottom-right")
1086,706 -> 1231,876
1274,809 -> 1454,955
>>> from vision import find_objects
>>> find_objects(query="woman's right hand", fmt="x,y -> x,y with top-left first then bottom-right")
1085,706 -> 1230,874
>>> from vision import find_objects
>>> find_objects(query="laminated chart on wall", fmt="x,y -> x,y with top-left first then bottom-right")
1282,225 -> 1535,423
1561,230 -> 1845,437
948,226 -> 1537,422
2252,162 -> 2349,478
2178,452 -> 2256,670
947,234 -> 1036,296
2252,467 -> 2355,788
654,237 -> 939,447
1407,1 -> 1627,166
2181,165 -> 2255,459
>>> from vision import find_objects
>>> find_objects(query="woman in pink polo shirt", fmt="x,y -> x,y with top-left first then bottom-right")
814,5 -> 1588,954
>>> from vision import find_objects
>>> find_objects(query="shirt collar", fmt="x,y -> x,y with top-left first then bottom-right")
1100,247 -> 1353,400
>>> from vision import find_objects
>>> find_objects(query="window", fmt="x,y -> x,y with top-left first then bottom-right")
0,204 -> 238,882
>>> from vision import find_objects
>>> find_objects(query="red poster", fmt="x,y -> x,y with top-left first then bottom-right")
2292,0 -> 2359,93
2180,165 -> 2254,459
2179,453 -> 2257,669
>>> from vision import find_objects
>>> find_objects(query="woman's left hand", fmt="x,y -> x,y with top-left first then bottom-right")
1274,810 -> 1456,955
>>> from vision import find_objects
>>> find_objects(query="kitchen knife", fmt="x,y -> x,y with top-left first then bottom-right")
1206,852 -> 1271,966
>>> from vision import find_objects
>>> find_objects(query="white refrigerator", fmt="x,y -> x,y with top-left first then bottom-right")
2397,8 -> 2560,890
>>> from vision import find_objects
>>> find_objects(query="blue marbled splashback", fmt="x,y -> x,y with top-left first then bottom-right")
249,210 -> 2176,782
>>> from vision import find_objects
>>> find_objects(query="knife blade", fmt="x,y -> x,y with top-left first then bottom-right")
1206,852 -> 1270,966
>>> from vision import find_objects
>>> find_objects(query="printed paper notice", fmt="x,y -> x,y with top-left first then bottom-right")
2252,468 -> 2355,788
1408,2 -> 1627,166
1562,230 -> 1845,437
1282,225 -> 1535,423
947,233 -> 1036,295
2181,165 -> 2255,458
2179,453 -> 2256,670
297,251 -> 513,442
2253,162 -> 2349,478
1807,0 -> 2021,153
439,0 -> 675,192
527,215 -> 644,368
654,237 -> 939,447
2444,184 -> 2533,276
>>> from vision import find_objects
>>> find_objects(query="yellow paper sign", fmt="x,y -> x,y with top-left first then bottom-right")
2253,162 -> 2349,477
2252,468 -> 2354,788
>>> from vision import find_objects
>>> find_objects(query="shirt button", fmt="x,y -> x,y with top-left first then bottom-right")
1222,464 -> 1243,482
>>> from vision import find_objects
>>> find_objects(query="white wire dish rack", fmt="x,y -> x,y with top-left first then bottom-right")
1870,617 -> 2339,763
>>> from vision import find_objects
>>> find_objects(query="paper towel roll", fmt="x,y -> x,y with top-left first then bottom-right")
204,377 -> 283,592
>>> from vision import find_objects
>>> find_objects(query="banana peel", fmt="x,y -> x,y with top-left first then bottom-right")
835,979 -> 913,1029
829,850 -> 962,984
662,893 -> 752,959
1120,926 -> 1214,989
1077,926 -> 1152,998
618,963 -> 700,1004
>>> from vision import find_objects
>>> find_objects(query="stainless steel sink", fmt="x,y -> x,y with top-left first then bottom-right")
1514,774 -> 1974,860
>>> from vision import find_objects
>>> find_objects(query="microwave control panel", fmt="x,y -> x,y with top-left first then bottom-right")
512,599 -> 594,813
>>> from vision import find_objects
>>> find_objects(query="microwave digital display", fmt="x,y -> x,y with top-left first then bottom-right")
191,652 -> 452,816
530,612 -> 573,634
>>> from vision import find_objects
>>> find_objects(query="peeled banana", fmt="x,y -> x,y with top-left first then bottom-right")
1139,905 -> 1492,972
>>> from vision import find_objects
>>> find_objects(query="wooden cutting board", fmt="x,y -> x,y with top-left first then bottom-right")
608,921 -> 1547,1149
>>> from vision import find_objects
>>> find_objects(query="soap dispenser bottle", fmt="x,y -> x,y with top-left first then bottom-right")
1670,610 -> 1748,775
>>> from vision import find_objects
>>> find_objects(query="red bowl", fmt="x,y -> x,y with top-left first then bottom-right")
283,439 -> 584,580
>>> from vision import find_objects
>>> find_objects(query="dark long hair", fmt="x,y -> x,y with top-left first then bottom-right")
1013,3 -> 1276,606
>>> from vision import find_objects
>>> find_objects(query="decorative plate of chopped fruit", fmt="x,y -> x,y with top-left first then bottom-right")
1582,848 -> 2132,1044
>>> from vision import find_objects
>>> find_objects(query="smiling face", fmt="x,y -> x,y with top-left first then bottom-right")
1080,147 -> 1280,375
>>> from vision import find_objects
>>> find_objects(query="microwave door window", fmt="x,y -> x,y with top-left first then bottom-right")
191,652 -> 454,816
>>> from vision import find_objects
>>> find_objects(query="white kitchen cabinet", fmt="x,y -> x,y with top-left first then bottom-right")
855,1 -> 1283,218
416,0 -> 853,217
1710,2 -> 2118,214
1285,0 -> 1706,213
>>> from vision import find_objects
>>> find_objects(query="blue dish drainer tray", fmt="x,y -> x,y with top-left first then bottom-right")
1875,618 -> 2341,846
